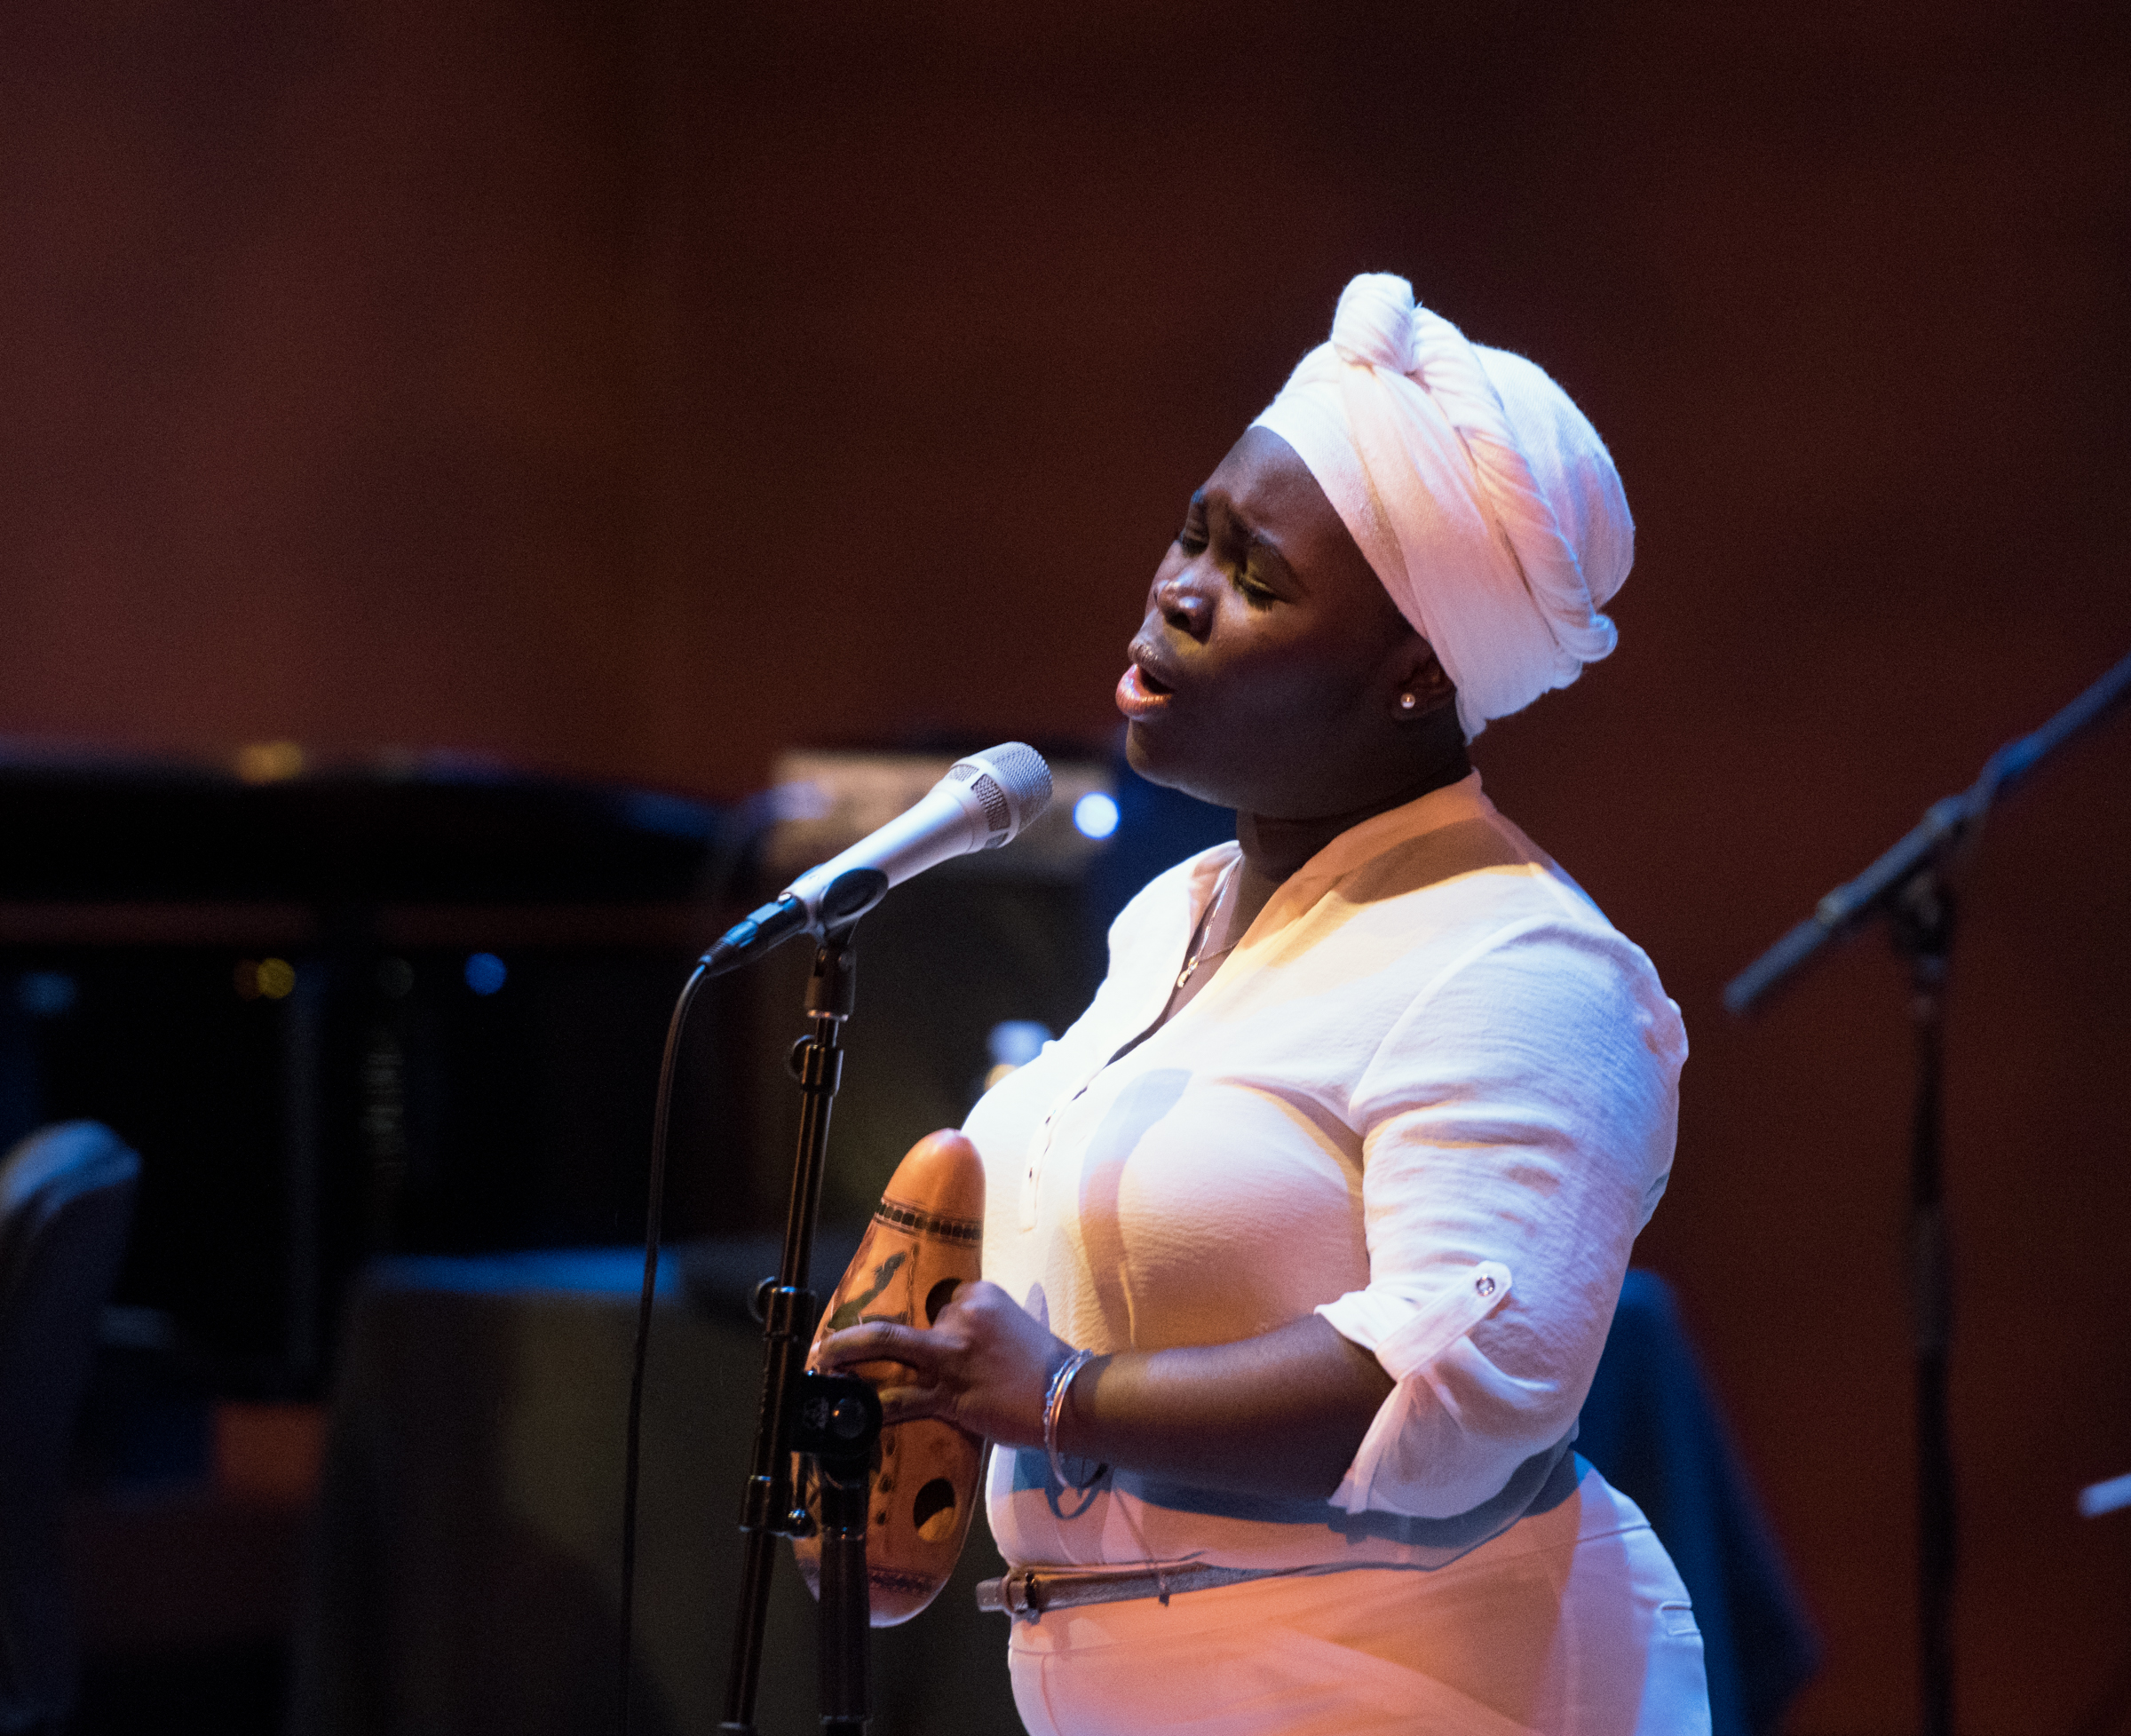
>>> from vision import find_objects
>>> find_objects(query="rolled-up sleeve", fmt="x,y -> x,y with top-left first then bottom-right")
1313,915 -> 1686,1519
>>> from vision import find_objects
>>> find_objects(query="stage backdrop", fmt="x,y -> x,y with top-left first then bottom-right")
4,4 -> 2127,1732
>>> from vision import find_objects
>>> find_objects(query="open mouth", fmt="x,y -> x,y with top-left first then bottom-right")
1115,661 -> 1174,719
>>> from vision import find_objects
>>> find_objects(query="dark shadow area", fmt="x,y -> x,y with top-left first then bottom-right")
75,1640 -> 289,1736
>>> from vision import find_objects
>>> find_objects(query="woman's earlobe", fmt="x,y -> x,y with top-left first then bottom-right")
1391,656 -> 1454,721
1403,642 -> 1462,715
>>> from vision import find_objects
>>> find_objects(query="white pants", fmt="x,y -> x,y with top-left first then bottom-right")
1006,1469 -> 1709,1736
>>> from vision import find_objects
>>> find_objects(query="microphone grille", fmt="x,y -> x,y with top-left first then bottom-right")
947,742 -> 1053,844
963,771 -> 1012,835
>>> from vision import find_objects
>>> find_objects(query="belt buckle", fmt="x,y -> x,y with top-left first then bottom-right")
1003,1568 -> 1042,1621
977,1568 -> 1044,1622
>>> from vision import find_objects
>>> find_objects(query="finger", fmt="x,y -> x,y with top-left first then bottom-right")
932,1278 -> 1012,1321
819,1320 -> 939,1371
871,1379 -> 949,1427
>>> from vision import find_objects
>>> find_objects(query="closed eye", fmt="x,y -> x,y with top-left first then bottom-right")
1176,490 -> 1209,554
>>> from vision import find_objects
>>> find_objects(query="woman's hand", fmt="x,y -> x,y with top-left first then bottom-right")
815,1280 -> 1069,1449
820,1289 -> 1392,1500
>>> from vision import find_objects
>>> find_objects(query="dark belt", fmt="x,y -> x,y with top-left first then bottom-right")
977,1561 -> 1311,1621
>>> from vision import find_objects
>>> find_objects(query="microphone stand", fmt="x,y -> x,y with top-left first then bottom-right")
721,929 -> 883,1736
1725,646 -> 2131,1736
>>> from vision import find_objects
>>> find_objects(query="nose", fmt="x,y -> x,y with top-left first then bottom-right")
1153,566 -> 1214,641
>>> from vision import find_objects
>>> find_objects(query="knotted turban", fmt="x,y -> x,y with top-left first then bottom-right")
1251,273 -> 1634,739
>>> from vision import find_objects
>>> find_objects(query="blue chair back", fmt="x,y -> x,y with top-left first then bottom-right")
0,1122 -> 140,1734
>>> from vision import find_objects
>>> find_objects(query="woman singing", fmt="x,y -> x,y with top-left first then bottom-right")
821,273 -> 1707,1735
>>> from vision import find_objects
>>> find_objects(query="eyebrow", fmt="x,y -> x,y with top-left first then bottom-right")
1206,492 -> 1299,584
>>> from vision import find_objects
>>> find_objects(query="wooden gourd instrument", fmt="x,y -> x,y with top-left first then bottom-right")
790,1128 -> 985,1625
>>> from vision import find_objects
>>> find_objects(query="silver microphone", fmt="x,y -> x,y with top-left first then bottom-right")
701,743 -> 1053,974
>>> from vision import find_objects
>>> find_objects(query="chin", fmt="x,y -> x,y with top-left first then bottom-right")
1121,720 -> 1172,785
1125,722 -> 1263,812
1124,722 -> 1216,804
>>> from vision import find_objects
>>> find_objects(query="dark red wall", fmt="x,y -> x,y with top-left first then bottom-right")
4,4 -> 2127,1731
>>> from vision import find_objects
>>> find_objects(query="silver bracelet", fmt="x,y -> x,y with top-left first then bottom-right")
1042,1348 -> 1097,1489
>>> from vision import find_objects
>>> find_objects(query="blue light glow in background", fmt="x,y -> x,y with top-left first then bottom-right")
1073,790 -> 1121,840
17,971 -> 77,1018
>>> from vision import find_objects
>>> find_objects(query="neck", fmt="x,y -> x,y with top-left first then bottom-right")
1231,746 -> 1470,925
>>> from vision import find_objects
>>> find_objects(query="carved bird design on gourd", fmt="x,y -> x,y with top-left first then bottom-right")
824,1250 -> 908,1332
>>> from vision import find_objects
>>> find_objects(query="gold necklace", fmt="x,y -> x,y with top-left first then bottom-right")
1174,867 -> 1240,989
1175,939 -> 1238,989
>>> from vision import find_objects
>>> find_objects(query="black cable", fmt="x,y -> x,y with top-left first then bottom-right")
620,956 -> 709,1736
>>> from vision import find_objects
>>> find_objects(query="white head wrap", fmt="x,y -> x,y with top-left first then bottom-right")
1251,273 -> 1634,739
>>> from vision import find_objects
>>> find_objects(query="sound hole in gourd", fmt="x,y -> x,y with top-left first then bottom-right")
912,1478 -> 957,1542
924,1278 -> 962,1324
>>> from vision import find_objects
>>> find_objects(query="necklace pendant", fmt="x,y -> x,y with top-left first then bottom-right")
1175,957 -> 1198,989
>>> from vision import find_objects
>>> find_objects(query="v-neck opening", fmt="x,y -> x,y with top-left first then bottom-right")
1103,859 -> 1239,1068
1084,773 -> 1495,1081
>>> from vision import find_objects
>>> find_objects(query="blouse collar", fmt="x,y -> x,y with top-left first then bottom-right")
1163,769 -> 1495,955
1272,769 -> 1493,913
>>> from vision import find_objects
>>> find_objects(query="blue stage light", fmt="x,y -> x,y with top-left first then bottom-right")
17,971 -> 76,1018
1073,790 -> 1121,840
464,952 -> 508,995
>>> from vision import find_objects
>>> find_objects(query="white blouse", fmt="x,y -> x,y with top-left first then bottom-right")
967,772 -> 1687,1577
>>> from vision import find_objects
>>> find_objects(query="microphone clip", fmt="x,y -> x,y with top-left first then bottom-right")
700,867 -> 889,979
